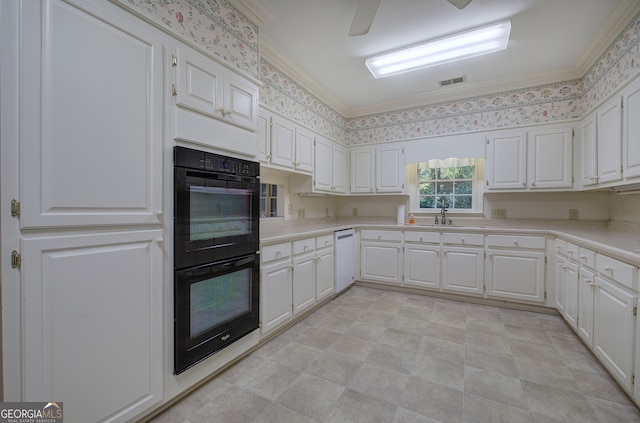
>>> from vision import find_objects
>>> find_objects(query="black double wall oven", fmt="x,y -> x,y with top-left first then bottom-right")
174,146 -> 260,374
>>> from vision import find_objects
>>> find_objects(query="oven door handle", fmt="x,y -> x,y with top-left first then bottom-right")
190,254 -> 257,277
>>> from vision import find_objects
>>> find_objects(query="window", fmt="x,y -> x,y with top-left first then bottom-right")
260,183 -> 279,218
417,158 -> 479,211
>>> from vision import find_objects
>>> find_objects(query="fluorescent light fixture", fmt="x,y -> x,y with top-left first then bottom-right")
365,20 -> 511,78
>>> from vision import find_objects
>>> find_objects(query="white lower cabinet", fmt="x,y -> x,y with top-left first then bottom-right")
261,242 -> 293,334
315,244 -> 334,301
292,248 -> 316,315
22,231 -> 163,423
485,235 -> 546,303
593,275 -> 637,391
404,243 -> 440,289
442,233 -> 484,295
360,230 -> 403,285
577,267 -> 596,346
556,256 -> 579,329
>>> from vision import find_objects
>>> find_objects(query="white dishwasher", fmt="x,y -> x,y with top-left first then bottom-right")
334,229 -> 355,294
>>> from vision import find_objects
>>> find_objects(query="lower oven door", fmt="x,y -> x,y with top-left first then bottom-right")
174,253 -> 259,374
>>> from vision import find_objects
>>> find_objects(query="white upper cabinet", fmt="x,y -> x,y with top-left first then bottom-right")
332,143 -> 347,194
256,111 -> 271,163
269,114 -> 296,168
527,125 -> 573,189
597,95 -> 623,183
350,144 -> 405,194
486,126 -> 573,191
173,45 -> 257,131
20,0 -> 163,228
622,76 -> 640,180
294,126 -> 314,173
486,130 -> 527,189
581,112 -> 599,186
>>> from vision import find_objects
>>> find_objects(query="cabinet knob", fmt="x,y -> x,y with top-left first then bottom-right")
580,255 -> 587,262
155,238 -> 164,245
378,235 -> 382,239
419,236 -> 423,242
461,237 -> 465,243
513,240 -> 518,245
276,251 -> 282,256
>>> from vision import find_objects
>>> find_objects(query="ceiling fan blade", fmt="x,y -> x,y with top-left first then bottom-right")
447,0 -> 472,9
349,0 -> 381,36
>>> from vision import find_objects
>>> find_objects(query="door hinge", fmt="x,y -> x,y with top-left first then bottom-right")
633,375 -> 635,385
544,291 -> 547,300
486,180 -> 489,186
572,176 -> 574,183
11,250 -> 21,269
269,117 -> 273,128
545,256 -> 547,264
11,199 -> 20,218
171,84 -> 177,97
634,306 -> 637,317
171,54 -> 177,67
486,138 -> 489,145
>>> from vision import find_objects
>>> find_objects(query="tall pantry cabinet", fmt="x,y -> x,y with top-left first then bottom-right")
2,1 -> 164,422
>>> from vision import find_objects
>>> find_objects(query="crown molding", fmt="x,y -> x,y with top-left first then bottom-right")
575,0 -> 640,76
345,66 -> 581,118
227,0 -> 276,27
260,35 -> 350,116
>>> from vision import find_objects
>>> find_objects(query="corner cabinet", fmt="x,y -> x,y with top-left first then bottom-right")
292,135 -> 347,195
257,109 -> 314,174
486,125 -> 573,191
350,144 -> 405,194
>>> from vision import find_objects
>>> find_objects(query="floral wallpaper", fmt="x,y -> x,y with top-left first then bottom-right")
114,0 -> 259,79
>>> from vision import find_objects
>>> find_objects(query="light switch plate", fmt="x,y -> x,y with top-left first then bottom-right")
569,209 -> 579,220
491,209 -> 507,219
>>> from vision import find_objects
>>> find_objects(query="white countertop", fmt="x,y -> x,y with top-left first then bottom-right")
261,217 -> 640,266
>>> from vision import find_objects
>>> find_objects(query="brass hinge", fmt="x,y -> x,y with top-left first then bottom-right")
11,250 -> 21,269
633,375 -> 635,385
486,180 -> 489,186
486,138 -> 489,145
269,117 -> 273,128
171,84 -> 177,97
572,129 -> 575,138
621,98 -> 624,109
634,306 -> 637,317
544,291 -> 547,300
11,199 -> 20,218
545,256 -> 547,264
572,176 -> 574,183
171,54 -> 177,67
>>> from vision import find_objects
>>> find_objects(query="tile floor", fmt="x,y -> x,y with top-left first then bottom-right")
149,286 -> 640,423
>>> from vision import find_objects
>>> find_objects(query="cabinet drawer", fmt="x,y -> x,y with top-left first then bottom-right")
404,231 -> 440,244
486,235 -> 545,249
596,254 -> 637,290
565,242 -> 580,260
360,229 -> 403,242
578,247 -> 596,269
442,233 -> 484,246
316,234 -> 333,249
292,238 -> 315,255
262,242 -> 291,263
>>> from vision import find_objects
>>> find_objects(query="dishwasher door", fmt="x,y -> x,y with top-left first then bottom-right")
334,229 -> 355,294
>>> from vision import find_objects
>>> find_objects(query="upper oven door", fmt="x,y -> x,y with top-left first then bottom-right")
175,166 -> 259,269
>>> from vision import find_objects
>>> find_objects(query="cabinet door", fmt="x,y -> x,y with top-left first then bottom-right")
593,276 -> 636,391
314,137 -> 333,192
21,0 -> 163,227
577,267 -> 596,347
294,127 -> 314,173
351,148 -> 375,193
597,95 -> 623,183
223,71 -> 258,131
256,111 -> 271,163
528,126 -> 573,189
486,250 -> 545,303
486,131 -> 527,189
270,116 -> 295,168
360,241 -> 402,284
292,252 -> 316,315
261,260 -> 293,333
623,76 -> 640,179
442,247 -> 484,295
332,144 -> 347,194
555,256 -> 566,314
404,244 -> 440,289
563,260 -> 580,329
22,230 -> 163,423
176,46 -> 224,119
376,146 -> 405,193
315,247 -> 334,301
581,113 -> 599,186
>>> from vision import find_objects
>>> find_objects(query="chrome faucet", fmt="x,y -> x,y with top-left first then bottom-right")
440,198 -> 447,225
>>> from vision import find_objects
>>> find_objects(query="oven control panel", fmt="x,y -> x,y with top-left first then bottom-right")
175,146 -> 258,177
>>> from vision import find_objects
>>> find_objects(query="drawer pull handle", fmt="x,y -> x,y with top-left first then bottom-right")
276,251 -> 282,256
603,266 -> 613,272
461,238 -> 465,243
513,240 -> 518,245
584,279 -> 592,284
580,255 -> 587,261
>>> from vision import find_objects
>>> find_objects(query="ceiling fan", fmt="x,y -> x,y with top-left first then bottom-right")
349,0 -> 473,36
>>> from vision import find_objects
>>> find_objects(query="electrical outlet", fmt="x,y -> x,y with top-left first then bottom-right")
288,204 -> 293,215
352,208 -> 358,217
569,208 -> 579,220
491,208 -> 507,219
297,209 -> 305,218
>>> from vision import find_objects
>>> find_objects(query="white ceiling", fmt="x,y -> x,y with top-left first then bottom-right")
249,0 -> 639,117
